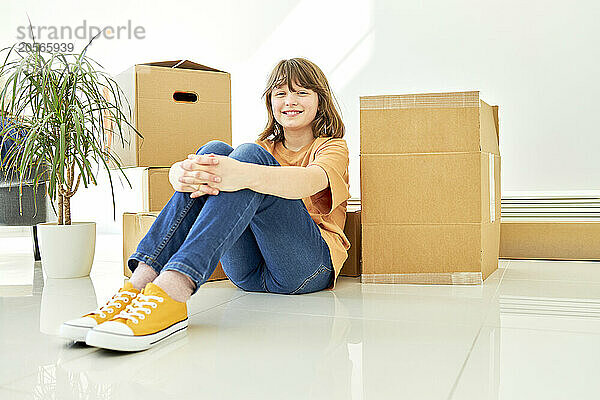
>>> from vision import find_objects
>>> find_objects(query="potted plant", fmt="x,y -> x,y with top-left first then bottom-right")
0,27 -> 141,278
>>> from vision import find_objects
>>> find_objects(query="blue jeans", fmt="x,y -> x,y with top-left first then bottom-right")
127,140 -> 334,296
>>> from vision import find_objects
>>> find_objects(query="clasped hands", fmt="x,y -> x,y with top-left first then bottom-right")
173,153 -> 248,198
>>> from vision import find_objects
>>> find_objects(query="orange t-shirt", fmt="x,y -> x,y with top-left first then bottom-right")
255,136 -> 351,290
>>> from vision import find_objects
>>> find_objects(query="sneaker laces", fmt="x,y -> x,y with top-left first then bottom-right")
90,290 -> 138,319
114,293 -> 164,324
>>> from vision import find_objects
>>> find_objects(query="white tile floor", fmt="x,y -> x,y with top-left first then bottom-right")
2,230 -> 600,399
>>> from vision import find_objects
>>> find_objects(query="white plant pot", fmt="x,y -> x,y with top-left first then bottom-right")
37,221 -> 96,278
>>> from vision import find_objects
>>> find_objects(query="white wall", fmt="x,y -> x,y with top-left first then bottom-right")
2,0 -> 599,231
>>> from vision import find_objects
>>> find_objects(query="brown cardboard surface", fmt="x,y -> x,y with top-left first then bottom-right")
142,168 -> 173,211
360,91 -> 501,284
482,220 -> 501,280
136,64 -> 230,102
479,101 -> 500,155
361,152 -> 500,225
361,223 -> 488,284
123,212 -> 227,280
361,153 -> 483,224
362,223 -> 482,273
108,60 -> 231,168
500,221 -> 600,260
492,106 -> 500,144
141,60 -> 225,73
360,91 -> 500,156
340,207 -> 361,277
360,106 -> 480,154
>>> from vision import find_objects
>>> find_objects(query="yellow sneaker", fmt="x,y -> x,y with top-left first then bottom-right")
60,280 -> 141,342
85,282 -> 188,352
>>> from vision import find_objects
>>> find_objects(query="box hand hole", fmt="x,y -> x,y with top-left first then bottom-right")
173,91 -> 198,103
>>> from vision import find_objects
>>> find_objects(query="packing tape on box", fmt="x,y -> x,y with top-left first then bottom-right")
361,272 -> 483,285
360,91 -> 480,110
135,214 -> 145,231
490,153 -> 495,223
135,213 -> 157,231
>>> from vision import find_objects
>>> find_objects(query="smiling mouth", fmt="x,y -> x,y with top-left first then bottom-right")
282,111 -> 303,116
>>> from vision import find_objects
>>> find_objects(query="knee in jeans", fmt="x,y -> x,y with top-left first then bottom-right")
230,143 -> 276,165
196,140 -> 233,156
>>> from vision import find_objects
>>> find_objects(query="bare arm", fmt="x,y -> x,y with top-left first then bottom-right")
245,163 -> 329,199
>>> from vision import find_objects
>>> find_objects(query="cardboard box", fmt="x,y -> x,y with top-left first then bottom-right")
123,212 -> 227,281
115,167 -> 174,212
500,221 -> 600,260
107,60 -> 232,168
340,205 -> 361,276
139,168 -> 172,211
360,91 -> 501,284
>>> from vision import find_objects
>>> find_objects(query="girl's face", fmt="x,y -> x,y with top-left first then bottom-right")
271,83 -> 319,134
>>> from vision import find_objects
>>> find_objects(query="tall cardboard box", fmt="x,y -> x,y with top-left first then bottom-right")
360,91 -> 501,284
123,212 -> 227,281
106,60 -> 231,168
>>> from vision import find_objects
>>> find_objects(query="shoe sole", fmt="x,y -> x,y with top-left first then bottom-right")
85,318 -> 188,352
60,323 -> 94,343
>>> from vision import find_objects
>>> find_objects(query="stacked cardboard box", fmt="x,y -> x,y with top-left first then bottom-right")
360,91 -> 501,284
107,60 -> 232,168
107,60 -> 232,281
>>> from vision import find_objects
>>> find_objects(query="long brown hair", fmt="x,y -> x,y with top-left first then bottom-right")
258,58 -> 345,143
